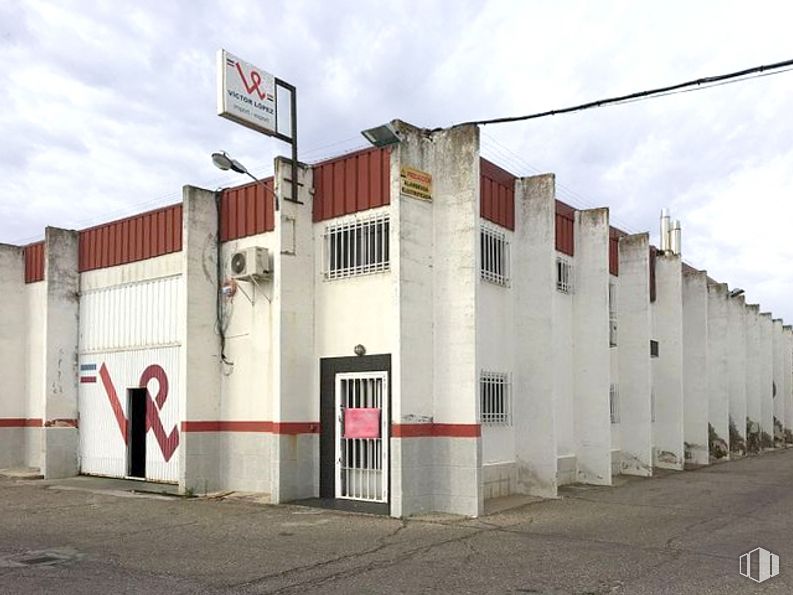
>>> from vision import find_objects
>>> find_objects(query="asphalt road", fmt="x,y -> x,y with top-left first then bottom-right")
1,450 -> 793,594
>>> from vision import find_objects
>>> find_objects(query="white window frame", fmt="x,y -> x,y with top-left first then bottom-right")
324,213 -> 390,280
556,256 -> 573,294
480,225 -> 510,286
480,371 -> 511,426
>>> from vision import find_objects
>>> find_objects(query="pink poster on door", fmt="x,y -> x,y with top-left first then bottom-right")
344,408 -> 381,439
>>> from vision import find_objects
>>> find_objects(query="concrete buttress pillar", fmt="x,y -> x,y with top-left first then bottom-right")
706,282 -> 729,461
573,208 -> 611,485
616,233 -> 652,476
758,313 -> 774,448
727,294 -> 747,456
513,173 -> 557,497
41,227 -> 80,478
270,158 -> 316,504
179,185 -> 222,493
652,253 -> 684,470
783,326 -> 793,444
744,305 -> 761,453
682,269 -> 709,465
772,319 -> 785,446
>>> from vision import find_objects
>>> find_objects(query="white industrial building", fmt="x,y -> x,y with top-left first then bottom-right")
1,120 -> 790,517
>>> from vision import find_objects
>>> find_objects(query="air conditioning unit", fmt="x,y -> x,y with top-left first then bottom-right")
230,246 -> 270,279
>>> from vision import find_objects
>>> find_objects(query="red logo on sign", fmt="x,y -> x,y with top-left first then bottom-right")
235,62 -> 268,100
98,363 -> 180,462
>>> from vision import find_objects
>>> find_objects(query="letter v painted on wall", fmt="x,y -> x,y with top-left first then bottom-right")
98,363 -> 180,462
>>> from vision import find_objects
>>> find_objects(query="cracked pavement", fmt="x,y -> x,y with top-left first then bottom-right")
2,450 -> 793,594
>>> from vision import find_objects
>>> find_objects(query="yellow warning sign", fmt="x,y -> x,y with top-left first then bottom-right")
400,166 -> 432,201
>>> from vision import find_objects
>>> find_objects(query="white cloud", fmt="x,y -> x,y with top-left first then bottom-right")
1,0 -> 792,319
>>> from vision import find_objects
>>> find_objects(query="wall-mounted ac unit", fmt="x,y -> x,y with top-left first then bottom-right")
230,246 -> 270,279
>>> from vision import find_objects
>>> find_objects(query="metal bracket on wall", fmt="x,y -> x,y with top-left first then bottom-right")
235,276 -> 271,305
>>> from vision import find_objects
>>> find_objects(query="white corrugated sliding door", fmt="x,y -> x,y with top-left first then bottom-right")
78,275 -> 182,483
335,372 -> 389,502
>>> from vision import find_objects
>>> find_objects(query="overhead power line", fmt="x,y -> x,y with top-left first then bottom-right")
443,58 -> 793,130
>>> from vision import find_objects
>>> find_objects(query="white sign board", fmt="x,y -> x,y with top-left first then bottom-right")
217,49 -> 277,136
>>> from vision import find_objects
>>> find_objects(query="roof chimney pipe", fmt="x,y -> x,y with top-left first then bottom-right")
670,219 -> 682,256
660,209 -> 671,253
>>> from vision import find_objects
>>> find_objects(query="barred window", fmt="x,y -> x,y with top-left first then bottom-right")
480,371 -> 511,426
324,214 -> 390,280
609,282 -> 618,347
610,383 -> 620,424
556,256 -> 573,294
480,225 -> 510,286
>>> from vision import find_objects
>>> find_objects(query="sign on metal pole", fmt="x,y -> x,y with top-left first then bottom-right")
216,49 -> 299,203
217,50 -> 277,136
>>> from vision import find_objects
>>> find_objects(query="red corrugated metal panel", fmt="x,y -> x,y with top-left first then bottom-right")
609,227 -> 625,276
220,177 -> 275,241
312,147 -> 391,222
480,158 -> 515,230
649,246 -> 657,302
79,203 -> 183,272
24,241 -> 45,283
555,200 -> 575,256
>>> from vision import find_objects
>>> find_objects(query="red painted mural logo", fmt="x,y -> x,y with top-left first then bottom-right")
235,61 -> 268,100
98,363 -> 179,462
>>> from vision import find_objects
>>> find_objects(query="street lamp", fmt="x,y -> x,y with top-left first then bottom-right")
211,151 -> 278,209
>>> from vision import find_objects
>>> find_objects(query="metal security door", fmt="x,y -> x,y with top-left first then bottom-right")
335,372 -> 389,502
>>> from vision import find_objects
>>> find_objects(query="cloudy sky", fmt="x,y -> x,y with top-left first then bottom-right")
1,1 -> 792,318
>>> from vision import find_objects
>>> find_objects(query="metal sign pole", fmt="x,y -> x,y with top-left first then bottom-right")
275,78 -> 299,205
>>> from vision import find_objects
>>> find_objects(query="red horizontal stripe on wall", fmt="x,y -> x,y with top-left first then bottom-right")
391,423 -> 481,438
273,422 -> 320,435
181,421 -> 272,433
180,421 -> 320,434
44,419 -> 79,428
0,418 -> 43,428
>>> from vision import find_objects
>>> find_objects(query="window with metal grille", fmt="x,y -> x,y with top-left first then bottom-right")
556,256 -> 573,294
480,225 -> 510,286
610,383 -> 620,424
324,214 -> 390,280
650,340 -> 659,358
609,282 -> 618,347
480,371 -> 511,425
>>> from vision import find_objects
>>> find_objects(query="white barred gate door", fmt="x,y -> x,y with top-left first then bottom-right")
335,372 -> 389,502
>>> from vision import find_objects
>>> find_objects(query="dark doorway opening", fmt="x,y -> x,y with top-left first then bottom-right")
128,388 -> 147,478
319,353 -> 391,511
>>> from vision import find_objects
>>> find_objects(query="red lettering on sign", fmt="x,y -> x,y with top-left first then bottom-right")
235,62 -> 267,100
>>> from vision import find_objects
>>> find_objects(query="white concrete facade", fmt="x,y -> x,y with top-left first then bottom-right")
3,119 -> 792,517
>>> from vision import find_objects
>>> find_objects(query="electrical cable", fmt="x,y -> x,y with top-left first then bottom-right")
440,58 -> 793,130
214,190 -> 233,367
